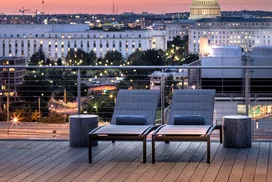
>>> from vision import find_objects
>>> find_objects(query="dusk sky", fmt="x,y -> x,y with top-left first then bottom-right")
1,0 -> 272,15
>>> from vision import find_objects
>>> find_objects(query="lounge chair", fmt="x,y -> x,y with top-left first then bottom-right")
88,89 -> 160,163
152,89 -> 222,164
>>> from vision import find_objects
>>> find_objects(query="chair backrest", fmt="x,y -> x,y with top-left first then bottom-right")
168,89 -> 215,125
111,89 -> 160,125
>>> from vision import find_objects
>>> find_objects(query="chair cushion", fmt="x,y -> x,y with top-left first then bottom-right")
116,115 -> 147,125
174,115 -> 205,125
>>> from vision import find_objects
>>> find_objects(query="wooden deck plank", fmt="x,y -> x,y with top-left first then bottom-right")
0,141 -> 47,171
0,141 -> 37,164
0,141 -> 27,159
110,142 -> 155,182
91,142 -> 151,182
137,142 -> 181,182
56,141 -> 123,182
188,142 -> 220,182
0,141 -> 272,182
45,141 -> 108,182
161,142 -> 200,182
241,142 -> 260,182
123,141 -> 177,182
1,142 -> 68,181
97,142 -> 149,182
254,142 -> 270,182
215,148 -> 239,182
201,142 -> 228,182
148,142 -> 183,182
267,142 -> 272,182
72,142 -> 133,182
18,146 -> 85,182
23,147 -> 88,182
175,142 -> 209,182
0,141 -> 55,178
84,142 -> 141,182
228,148 -> 249,182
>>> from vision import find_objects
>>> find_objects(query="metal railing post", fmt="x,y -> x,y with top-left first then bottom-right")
7,70 -> 10,122
161,69 -> 165,124
77,69 -> 81,115
245,54 -> 251,116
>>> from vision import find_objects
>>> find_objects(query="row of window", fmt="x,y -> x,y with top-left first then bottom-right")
193,31 -> 270,35
193,35 -> 271,39
196,22 -> 272,27
0,33 -> 143,39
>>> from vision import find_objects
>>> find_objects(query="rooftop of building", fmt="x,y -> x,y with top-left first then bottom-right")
196,16 -> 272,23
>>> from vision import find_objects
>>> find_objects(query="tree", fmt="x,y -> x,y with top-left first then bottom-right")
57,58 -> 62,66
85,50 -> 97,65
46,58 -> 51,66
86,92 -> 115,122
29,47 -> 45,66
124,49 -> 164,89
165,35 -> 197,65
65,48 -> 88,66
57,72 -> 89,102
17,75 -> 53,102
103,50 -> 123,66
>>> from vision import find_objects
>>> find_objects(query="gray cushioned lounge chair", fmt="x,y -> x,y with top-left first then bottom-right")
89,89 -> 160,163
152,89 -> 222,164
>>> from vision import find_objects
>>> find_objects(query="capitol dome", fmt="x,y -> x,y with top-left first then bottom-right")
189,0 -> 221,19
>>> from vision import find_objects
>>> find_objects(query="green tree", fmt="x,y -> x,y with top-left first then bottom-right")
17,75 -> 53,102
65,48 -> 88,66
57,58 -> 62,66
29,47 -> 45,66
164,74 -> 179,106
57,72 -> 89,102
102,50 -> 123,66
124,49 -> 164,89
165,35 -> 197,65
86,92 -> 115,122
46,58 -> 51,66
85,50 -> 97,65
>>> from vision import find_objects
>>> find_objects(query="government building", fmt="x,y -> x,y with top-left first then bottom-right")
0,24 -> 167,61
189,0 -> 221,19
188,17 -> 272,54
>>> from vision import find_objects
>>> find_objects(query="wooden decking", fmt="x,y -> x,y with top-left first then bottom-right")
0,140 -> 271,182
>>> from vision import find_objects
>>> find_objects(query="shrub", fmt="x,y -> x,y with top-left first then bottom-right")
39,111 -> 67,124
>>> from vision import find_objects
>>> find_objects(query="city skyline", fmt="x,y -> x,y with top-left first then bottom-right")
1,0 -> 272,15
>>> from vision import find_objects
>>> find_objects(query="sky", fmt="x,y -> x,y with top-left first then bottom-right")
1,0 -> 272,15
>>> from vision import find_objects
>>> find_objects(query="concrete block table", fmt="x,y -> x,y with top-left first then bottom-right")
223,115 -> 252,148
69,115 -> 98,147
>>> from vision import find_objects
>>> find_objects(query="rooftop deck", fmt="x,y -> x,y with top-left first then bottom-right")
0,140 -> 270,182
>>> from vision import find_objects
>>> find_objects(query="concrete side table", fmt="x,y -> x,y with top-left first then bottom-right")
69,115 -> 98,147
223,115 -> 252,148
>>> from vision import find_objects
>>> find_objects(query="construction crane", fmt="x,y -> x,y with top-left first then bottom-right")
12,7 -> 31,23
18,7 -> 31,16
30,10 -> 44,16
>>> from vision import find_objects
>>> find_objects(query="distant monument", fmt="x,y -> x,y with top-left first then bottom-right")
189,0 -> 221,19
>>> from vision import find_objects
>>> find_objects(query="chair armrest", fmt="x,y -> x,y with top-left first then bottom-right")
89,125 -> 106,135
142,125 -> 161,136
206,125 -> 216,136
152,124 -> 167,135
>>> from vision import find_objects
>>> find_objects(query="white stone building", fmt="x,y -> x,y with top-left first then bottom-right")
188,17 -> 272,54
0,24 -> 167,61
165,20 -> 195,41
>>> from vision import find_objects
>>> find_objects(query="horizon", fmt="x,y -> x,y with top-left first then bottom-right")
0,0 -> 272,15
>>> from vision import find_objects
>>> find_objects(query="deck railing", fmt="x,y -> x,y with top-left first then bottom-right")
0,65 -> 272,140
